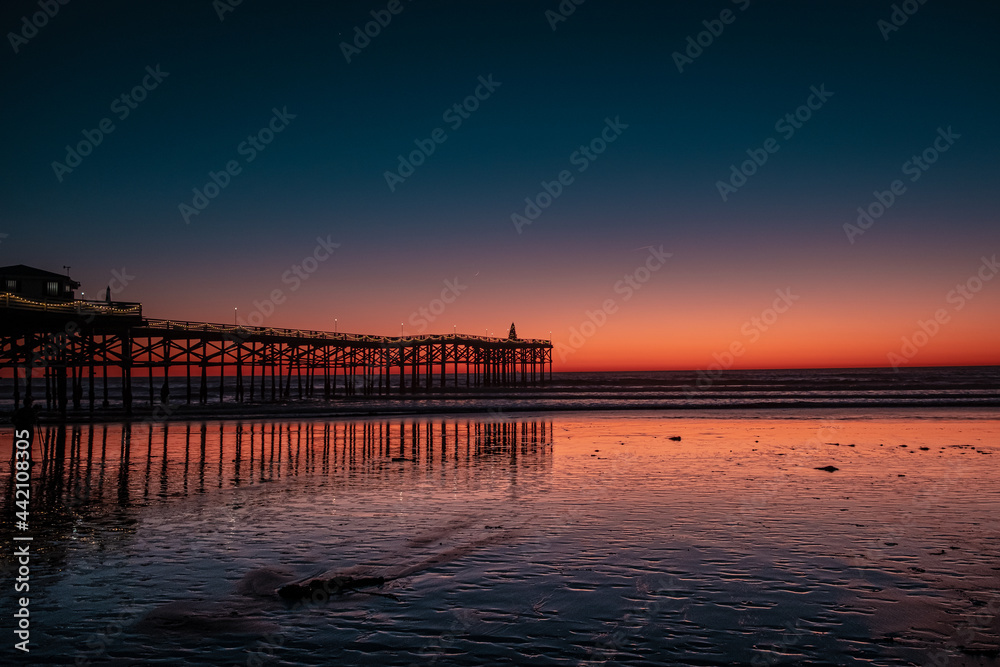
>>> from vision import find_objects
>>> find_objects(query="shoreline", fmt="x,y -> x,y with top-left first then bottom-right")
5,397 -> 999,426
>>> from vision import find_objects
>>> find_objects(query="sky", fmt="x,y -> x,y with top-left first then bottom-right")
2,0 -> 998,372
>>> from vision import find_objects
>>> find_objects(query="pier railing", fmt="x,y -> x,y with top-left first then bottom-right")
1,292 -> 142,316
142,318 -> 551,345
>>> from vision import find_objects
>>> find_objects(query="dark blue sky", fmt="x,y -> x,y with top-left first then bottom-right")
2,0 -> 998,368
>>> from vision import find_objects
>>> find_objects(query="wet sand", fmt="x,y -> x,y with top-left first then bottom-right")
2,409 -> 998,664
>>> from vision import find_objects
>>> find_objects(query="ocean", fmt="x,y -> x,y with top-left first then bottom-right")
3,365 -> 999,418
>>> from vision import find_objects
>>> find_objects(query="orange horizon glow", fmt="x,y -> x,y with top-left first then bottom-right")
126,298 -> 1000,374
58,243 -> 999,375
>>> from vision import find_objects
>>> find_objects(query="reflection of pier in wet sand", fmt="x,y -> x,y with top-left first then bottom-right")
4,417 -> 553,516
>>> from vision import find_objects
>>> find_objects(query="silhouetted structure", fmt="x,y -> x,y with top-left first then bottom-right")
1,264 -> 79,301
1,290 -> 552,415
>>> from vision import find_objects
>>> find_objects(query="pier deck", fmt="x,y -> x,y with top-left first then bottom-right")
1,296 -> 552,415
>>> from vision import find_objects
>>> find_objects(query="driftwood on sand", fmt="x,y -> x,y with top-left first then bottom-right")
276,521 -> 522,604
277,575 -> 390,603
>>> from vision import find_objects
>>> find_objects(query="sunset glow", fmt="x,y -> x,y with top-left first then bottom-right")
4,3 -> 997,374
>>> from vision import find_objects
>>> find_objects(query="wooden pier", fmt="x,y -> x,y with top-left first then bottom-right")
0,294 -> 553,415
